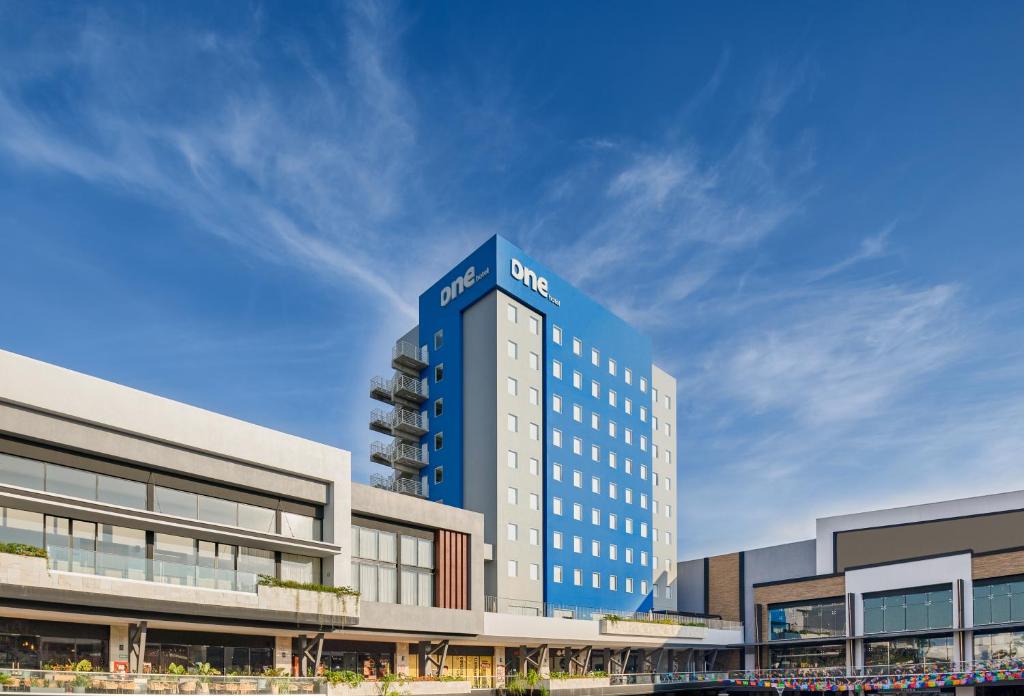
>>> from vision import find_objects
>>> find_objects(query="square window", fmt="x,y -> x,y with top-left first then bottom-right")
529,316 -> 540,335
591,348 -> 600,366
434,399 -> 444,417
507,304 -> 518,322
435,364 -> 445,382
608,513 -> 618,529
592,540 -> 600,557
626,548 -> 634,563
653,388 -> 659,403
553,325 -> 563,344
641,435 -> 648,452
553,394 -> 562,412
641,580 -> 648,595
625,488 -> 633,504
665,395 -> 672,409
609,482 -> 618,499
591,476 -> 600,493
507,559 -> 518,577
609,451 -> 618,468
591,444 -> 600,462
625,458 -> 633,474
553,497 -> 563,515
591,412 -> 600,429
640,406 -> 647,422
553,463 -> 563,481
572,338 -> 582,356
609,389 -> 617,407
640,493 -> 648,509
640,465 -> 648,480
609,575 -> 618,591
573,470 -> 582,488
609,544 -> 618,560
507,413 -> 518,432
507,450 -> 518,469
640,523 -> 649,538
609,358 -> 617,376
626,578 -> 634,593
625,398 -> 632,415
573,437 -> 582,455
529,387 -> 539,405
507,377 -> 518,395
573,404 -> 583,422
507,522 -> 518,541
553,429 -> 562,447
529,457 -> 539,475
591,380 -> 600,398
553,531 -> 563,549
573,569 -> 582,586
625,518 -> 634,534
625,368 -> 633,385
434,432 -> 444,450
507,487 -> 518,504
434,466 -> 443,484
609,421 -> 617,437
625,429 -> 633,444
529,563 -> 540,581
434,330 -> 443,350
554,565 -> 563,583
573,536 -> 582,553
553,360 -> 563,379
573,371 -> 582,389
529,528 -> 540,546
640,377 -> 648,392
529,422 -> 539,440
529,493 -> 539,510
573,503 -> 582,520
507,341 -> 518,359
591,508 -> 601,525
592,572 -> 601,588
529,352 -> 540,370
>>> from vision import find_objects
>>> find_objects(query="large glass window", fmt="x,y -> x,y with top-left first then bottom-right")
863,586 -> 953,634
768,643 -> 846,670
769,599 -> 846,640
46,466 -> 96,500
97,524 -> 147,581
282,512 -> 321,541
975,630 -> 1024,661
97,474 -> 146,508
154,487 -> 199,519
0,453 -> 45,490
281,554 -> 322,585
154,534 -> 197,586
863,636 -> 953,669
0,507 -> 44,547
974,578 -> 1024,626
352,525 -> 433,607
238,504 -> 276,534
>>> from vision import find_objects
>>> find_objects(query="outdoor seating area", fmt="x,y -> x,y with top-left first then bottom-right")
0,670 -> 324,695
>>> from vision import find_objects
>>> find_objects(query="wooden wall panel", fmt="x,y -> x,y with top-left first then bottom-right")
435,529 -> 470,610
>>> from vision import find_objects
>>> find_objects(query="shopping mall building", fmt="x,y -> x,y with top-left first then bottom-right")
677,491 -> 1024,681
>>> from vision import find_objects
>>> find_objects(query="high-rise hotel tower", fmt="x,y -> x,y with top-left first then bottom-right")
370,236 -> 678,616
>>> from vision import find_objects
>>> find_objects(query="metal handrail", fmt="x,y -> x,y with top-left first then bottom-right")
482,595 -> 743,630
369,473 -> 424,497
393,373 -> 426,397
0,668 -> 325,693
393,340 -> 426,364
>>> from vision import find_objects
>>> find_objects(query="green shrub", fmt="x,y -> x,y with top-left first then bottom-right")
0,542 -> 47,558
257,575 -> 359,598
323,670 -> 363,687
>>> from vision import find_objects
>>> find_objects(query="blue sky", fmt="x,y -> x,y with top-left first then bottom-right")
1,1 -> 1023,559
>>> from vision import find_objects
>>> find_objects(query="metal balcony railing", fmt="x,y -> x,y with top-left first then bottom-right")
392,340 -> 427,373
392,373 -> 427,403
482,595 -> 743,630
369,472 -> 424,497
369,441 -> 428,469
369,408 -> 393,434
391,407 -> 427,437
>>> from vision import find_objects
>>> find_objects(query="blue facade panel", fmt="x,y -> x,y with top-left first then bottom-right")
415,235 -> 657,613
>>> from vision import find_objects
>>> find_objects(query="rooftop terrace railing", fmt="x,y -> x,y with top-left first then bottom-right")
483,595 -> 743,631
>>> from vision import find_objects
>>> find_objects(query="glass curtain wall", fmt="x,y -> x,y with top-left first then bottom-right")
768,599 -> 846,641
974,579 -> 1024,626
768,644 -> 847,670
975,630 -> 1024,661
863,586 -> 953,634
863,636 -> 953,669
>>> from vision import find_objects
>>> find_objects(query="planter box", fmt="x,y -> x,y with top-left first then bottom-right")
328,681 -> 471,696
598,619 -> 708,640
543,677 -> 611,691
257,585 -> 359,621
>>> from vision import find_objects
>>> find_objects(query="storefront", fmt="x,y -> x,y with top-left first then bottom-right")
142,630 -> 275,674
313,640 -> 395,679
0,619 -> 107,669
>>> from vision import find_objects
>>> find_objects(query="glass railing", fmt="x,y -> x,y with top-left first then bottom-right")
482,595 -> 743,630
0,669 -> 324,694
46,550 -> 261,593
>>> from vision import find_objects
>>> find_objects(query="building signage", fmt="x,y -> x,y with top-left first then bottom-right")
510,258 -> 560,306
440,265 -> 490,307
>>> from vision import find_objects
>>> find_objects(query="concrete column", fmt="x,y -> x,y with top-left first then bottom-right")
109,625 -> 130,672
395,643 -> 411,676
955,687 -> 976,696
274,637 -> 292,673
